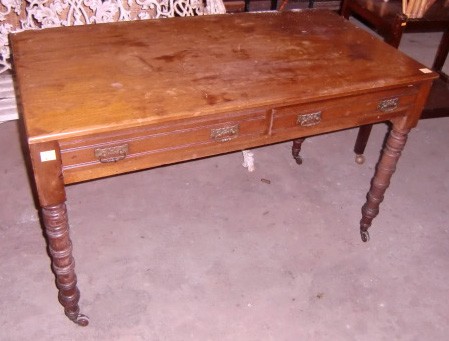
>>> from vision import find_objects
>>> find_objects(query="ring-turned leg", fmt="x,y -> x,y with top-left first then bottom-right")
42,203 -> 89,326
360,126 -> 410,242
28,142 -> 88,325
292,138 -> 305,165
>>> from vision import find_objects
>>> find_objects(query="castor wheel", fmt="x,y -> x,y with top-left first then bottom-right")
360,230 -> 370,242
291,138 -> 305,165
75,314 -> 89,326
69,313 -> 89,326
355,154 -> 365,165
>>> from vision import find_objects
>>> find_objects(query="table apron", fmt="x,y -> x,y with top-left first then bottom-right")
58,86 -> 418,184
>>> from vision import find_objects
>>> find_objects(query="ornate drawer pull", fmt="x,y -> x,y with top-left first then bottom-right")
94,144 -> 128,163
378,98 -> 399,112
211,124 -> 239,142
297,111 -> 322,127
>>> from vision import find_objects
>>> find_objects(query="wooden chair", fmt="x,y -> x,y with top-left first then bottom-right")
340,0 -> 449,163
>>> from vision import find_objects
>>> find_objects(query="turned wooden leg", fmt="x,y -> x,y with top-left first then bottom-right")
292,138 -> 305,165
354,125 -> 373,164
42,203 -> 89,326
360,126 -> 410,242
28,142 -> 88,325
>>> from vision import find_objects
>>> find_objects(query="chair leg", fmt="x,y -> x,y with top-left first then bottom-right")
340,0 -> 351,18
278,0 -> 288,11
432,29 -> 449,75
354,125 -> 373,164
292,138 -> 305,165
383,14 -> 406,48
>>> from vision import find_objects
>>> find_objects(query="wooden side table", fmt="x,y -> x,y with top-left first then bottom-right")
10,10 -> 437,326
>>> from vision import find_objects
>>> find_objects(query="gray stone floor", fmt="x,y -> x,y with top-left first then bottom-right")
1,12 -> 448,341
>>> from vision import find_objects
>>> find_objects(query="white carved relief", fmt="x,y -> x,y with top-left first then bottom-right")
0,0 -> 21,73
0,1 -> 20,24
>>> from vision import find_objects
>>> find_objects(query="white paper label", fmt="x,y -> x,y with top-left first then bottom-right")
419,68 -> 432,74
40,150 -> 57,162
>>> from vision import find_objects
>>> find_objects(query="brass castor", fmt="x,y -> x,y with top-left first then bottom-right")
360,229 -> 370,242
294,155 -> 303,165
355,154 -> 365,165
69,313 -> 89,326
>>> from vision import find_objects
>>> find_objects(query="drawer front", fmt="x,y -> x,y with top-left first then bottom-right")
59,86 -> 417,183
60,109 -> 268,183
271,87 -> 417,135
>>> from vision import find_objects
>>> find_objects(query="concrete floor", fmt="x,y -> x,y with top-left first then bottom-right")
1,13 -> 449,341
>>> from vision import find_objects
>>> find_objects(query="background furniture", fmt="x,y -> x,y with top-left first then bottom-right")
341,0 -> 449,163
246,0 -> 341,12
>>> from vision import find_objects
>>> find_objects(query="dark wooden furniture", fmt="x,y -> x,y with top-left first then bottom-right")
224,0 -> 246,12
276,0 -> 341,11
341,0 -> 449,163
11,10 -> 437,326
246,0 -> 341,11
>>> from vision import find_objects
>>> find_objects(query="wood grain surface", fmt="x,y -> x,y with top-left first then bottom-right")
11,10 -> 436,144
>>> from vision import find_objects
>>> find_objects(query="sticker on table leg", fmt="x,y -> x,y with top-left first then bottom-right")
40,150 -> 57,162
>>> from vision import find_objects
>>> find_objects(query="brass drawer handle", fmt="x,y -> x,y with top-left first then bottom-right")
211,124 -> 239,142
378,98 -> 399,112
95,144 -> 128,163
297,111 -> 322,127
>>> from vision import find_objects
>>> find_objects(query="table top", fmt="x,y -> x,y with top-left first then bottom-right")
11,10 -> 436,144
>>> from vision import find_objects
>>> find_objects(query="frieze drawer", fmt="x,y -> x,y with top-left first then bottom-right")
271,87 -> 418,135
59,109 -> 268,184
